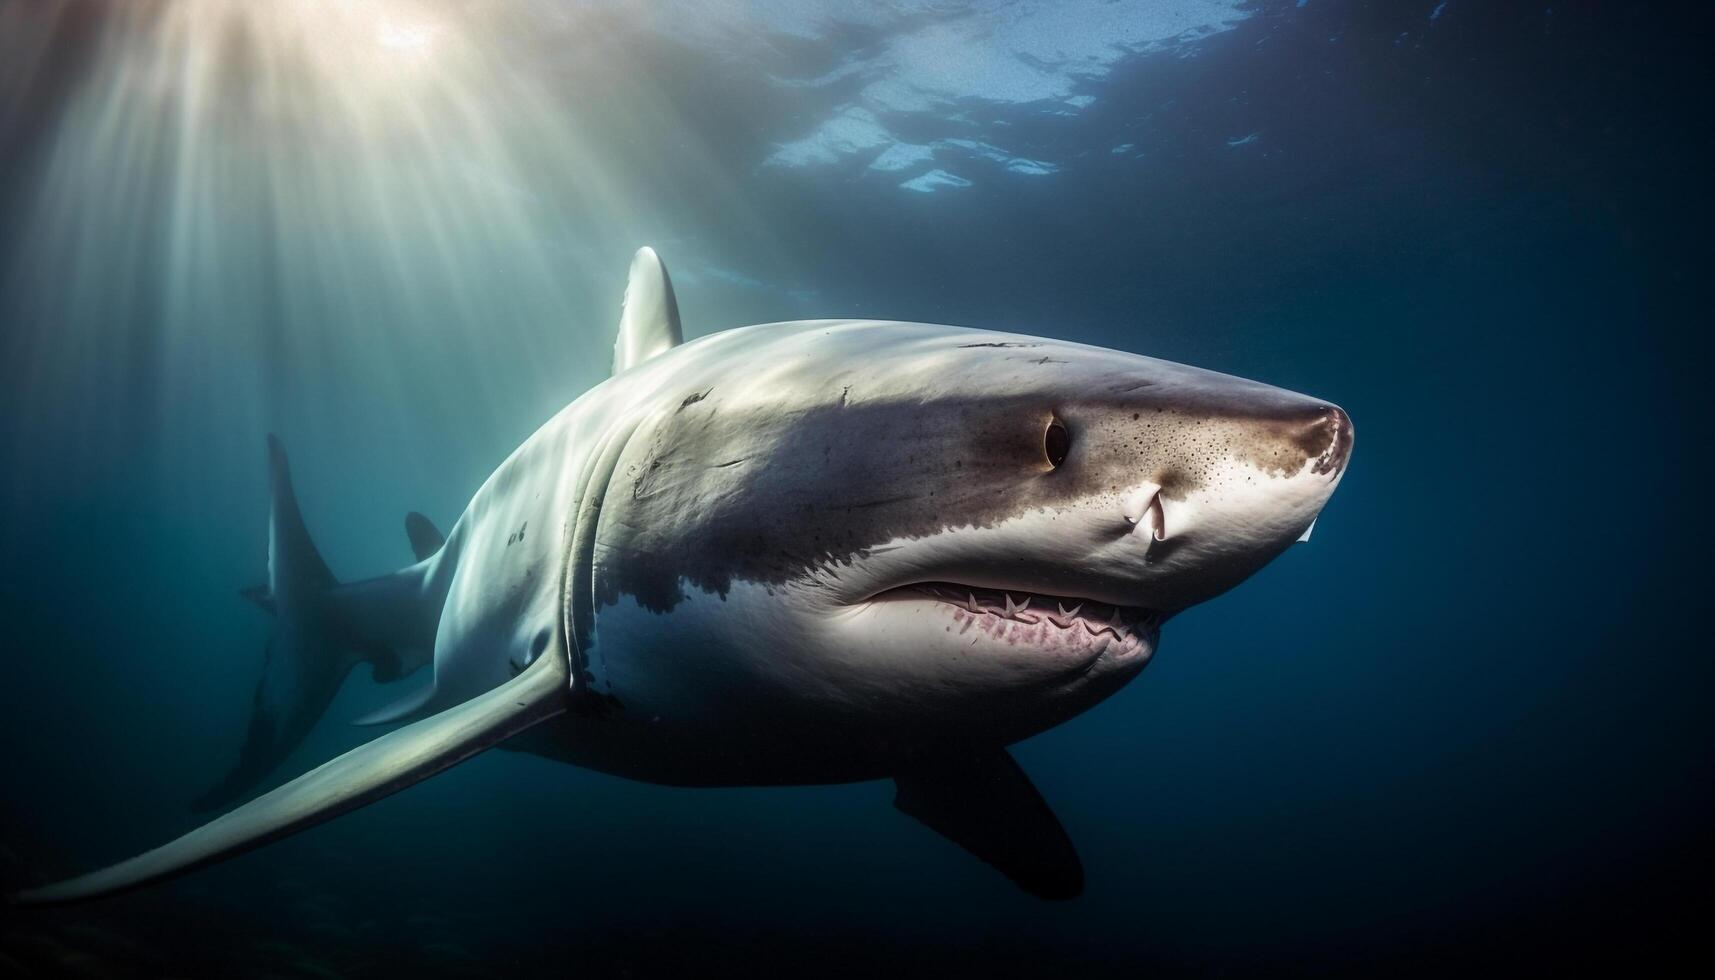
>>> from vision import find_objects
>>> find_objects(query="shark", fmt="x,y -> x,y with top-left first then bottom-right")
11,248 -> 1352,904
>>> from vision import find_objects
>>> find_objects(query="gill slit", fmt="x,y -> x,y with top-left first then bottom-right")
562,414 -> 646,709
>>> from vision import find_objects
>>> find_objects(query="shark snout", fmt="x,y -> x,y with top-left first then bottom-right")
1303,404 -> 1354,476
1103,399 -> 1352,581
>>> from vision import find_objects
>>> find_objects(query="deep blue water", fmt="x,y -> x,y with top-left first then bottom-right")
1,1 -> 1708,976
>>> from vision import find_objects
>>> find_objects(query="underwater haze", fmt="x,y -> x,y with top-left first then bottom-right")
1,0 -> 1709,976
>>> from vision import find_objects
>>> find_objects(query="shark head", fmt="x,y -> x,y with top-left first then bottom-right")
593,321 -> 1352,756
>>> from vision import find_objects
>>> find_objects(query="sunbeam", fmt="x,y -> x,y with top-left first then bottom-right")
0,0 -> 772,508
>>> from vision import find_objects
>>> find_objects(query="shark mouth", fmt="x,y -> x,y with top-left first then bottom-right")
872,582 -> 1163,662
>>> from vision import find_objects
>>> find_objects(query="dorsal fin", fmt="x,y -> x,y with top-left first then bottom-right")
612,246 -> 682,374
404,511 -> 445,561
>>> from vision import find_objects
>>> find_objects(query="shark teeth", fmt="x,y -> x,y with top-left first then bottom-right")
901,583 -> 1160,639
1047,601 -> 1077,628
1005,594 -> 1040,624
1107,608 -> 1126,637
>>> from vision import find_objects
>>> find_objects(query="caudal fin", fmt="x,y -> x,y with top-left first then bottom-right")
194,437 -> 442,813
193,437 -> 350,813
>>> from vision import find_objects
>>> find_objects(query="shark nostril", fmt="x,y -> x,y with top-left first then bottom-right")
1122,484 -> 1167,541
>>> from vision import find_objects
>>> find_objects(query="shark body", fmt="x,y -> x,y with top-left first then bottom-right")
13,249 -> 1352,903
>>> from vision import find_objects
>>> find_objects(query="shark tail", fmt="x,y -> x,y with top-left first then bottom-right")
4,436 -> 554,907
193,436 -> 439,814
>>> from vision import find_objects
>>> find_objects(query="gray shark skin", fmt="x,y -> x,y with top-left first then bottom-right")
10,247 -> 1352,905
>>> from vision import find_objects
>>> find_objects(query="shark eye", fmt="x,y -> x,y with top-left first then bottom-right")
1044,418 -> 1071,469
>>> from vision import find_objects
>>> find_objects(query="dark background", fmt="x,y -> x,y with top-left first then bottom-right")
1,1 -> 1709,976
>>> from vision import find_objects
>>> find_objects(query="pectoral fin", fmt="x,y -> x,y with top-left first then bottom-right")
10,648 -> 568,906
893,749 -> 1084,900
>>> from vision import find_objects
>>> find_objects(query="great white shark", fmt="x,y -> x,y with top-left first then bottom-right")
11,248 -> 1352,904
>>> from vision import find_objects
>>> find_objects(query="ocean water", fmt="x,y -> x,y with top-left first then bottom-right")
0,1 -> 1707,976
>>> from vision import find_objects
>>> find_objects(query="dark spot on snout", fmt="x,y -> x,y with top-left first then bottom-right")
1312,406 -> 1354,475
1239,405 -> 1352,477
1157,467 -> 1195,498
1277,406 -> 1353,475
679,388 -> 712,410
1287,415 -> 1335,459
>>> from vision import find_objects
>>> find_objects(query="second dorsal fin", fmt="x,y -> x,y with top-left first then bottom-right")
404,511 -> 445,561
612,247 -> 682,374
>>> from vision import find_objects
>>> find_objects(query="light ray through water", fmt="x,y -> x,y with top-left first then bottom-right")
0,0 -> 773,522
